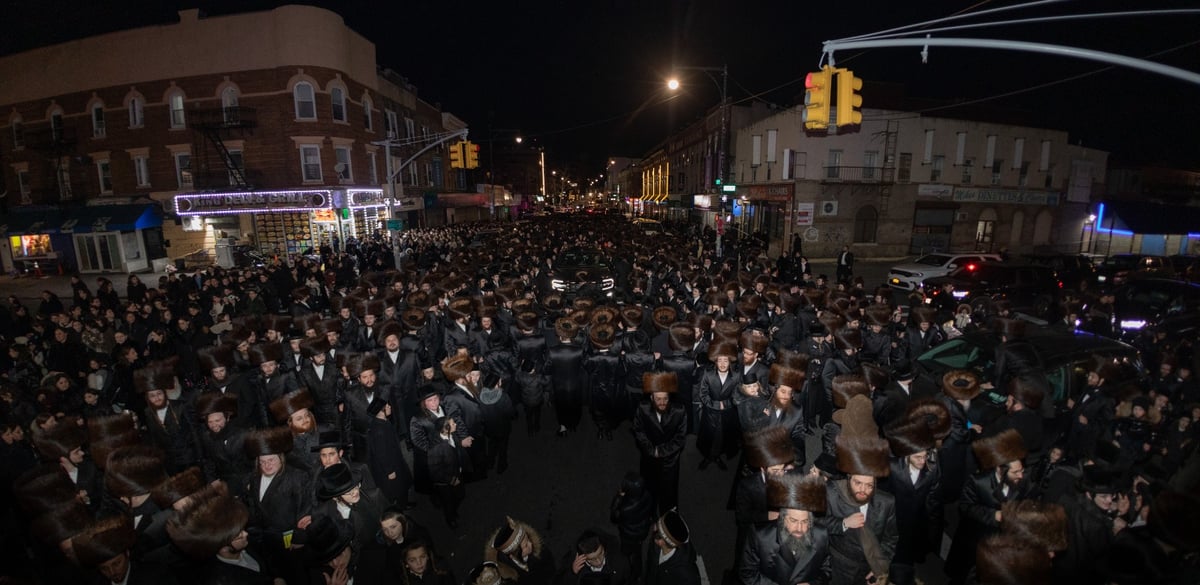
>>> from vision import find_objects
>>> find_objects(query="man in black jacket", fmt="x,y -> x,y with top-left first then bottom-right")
645,509 -> 700,585
740,474 -> 831,585
633,372 -> 687,515
881,418 -> 944,585
826,435 -> 899,585
557,529 -> 631,585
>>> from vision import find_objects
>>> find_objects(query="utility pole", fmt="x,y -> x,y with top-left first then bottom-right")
374,129 -> 468,268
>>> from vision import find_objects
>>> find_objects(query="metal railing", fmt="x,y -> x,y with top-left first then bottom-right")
821,165 -> 892,183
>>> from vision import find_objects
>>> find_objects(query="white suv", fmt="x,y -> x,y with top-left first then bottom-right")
888,252 -> 1003,291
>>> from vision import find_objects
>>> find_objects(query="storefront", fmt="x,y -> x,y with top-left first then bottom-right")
735,183 -> 793,256
2,204 -> 164,274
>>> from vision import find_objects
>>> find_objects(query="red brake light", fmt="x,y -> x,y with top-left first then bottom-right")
966,263 -> 977,271
1058,281 -> 1064,288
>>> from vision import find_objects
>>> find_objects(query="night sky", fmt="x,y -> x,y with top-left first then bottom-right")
4,0 -> 1198,176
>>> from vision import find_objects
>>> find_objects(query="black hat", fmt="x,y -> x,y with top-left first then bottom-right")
302,514 -> 352,567
655,509 -> 690,548
416,384 -> 440,402
309,430 -> 347,453
1077,465 -> 1123,495
316,462 -> 361,501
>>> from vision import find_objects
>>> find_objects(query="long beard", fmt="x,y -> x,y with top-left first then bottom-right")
777,518 -> 814,553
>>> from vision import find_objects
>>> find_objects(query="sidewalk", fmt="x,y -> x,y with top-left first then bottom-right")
0,272 -> 117,303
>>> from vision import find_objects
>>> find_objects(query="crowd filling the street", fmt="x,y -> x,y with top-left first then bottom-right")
1,213 -> 1198,585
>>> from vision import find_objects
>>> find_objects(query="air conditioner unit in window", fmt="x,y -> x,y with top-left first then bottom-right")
820,201 -> 839,216
955,211 -> 969,221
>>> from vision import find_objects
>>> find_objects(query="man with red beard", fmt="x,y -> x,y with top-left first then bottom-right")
194,392 -> 252,490
633,372 -> 687,515
826,434 -> 899,585
269,389 -> 330,475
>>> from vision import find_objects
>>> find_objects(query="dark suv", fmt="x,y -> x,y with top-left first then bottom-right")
1021,253 -> 1096,291
1102,278 -> 1200,342
923,262 -> 1062,318
548,247 -> 616,298
1094,254 -> 1173,286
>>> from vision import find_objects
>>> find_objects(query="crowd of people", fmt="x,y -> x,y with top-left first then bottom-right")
0,214 -> 1198,585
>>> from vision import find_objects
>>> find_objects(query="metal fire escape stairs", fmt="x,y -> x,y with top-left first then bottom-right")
190,106 -> 257,189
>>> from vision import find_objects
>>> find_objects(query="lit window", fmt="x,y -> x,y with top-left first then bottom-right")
168,92 -> 186,128
294,83 -> 316,120
331,87 -> 346,122
301,146 -> 322,181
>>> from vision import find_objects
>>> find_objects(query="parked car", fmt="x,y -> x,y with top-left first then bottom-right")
1020,253 -> 1096,291
888,252 -> 1003,291
1102,278 -> 1200,343
923,262 -> 1062,318
547,247 -> 616,298
632,217 -> 664,236
1094,253 -> 1173,286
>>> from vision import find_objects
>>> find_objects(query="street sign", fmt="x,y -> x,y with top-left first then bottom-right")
722,184 -> 737,193
386,219 -> 403,230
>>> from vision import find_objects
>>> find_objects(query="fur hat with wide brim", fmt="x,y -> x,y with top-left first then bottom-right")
401,308 -> 428,331
248,342 -> 284,366
589,323 -> 617,350
973,429 -> 1027,470
904,397 -> 953,440
104,445 -> 168,499
765,474 -> 828,513
643,371 -> 679,395
768,364 -> 805,389
262,314 -> 294,335
29,501 -> 92,547
167,482 -> 247,560
833,328 -> 863,351
885,419 -> 937,457
300,336 -> 332,358
711,319 -> 744,342
448,297 -> 474,321
656,509 -> 690,548
910,306 -> 937,325
32,423 -> 86,461
198,344 -> 235,373
151,466 -> 206,509
89,431 -> 139,472
831,374 -> 871,409
73,515 -> 137,568
554,317 -> 578,341
864,304 -> 893,327
1009,376 -> 1046,410
133,358 -> 178,394
707,340 -> 739,362
1000,500 -> 1068,552
269,389 -> 315,424
343,353 -> 381,378
441,353 -> 476,384
195,392 -> 238,421
835,434 -> 892,477
943,369 -> 982,401
743,426 -> 796,469
244,426 -> 295,458
860,362 -> 890,393
590,306 -> 619,326
86,412 -> 137,443
774,350 -> 810,372
832,394 -> 879,439
739,328 -> 769,355
667,323 -> 695,351
976,535 -> 1052,585
652,306 -> 678,330
14,464 -> 81,515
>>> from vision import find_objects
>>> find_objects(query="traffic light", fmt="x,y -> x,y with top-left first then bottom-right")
803,66 -> 833,131
465,141 -> 480,169
836,68 -> 863,127
448,141 -> 465,169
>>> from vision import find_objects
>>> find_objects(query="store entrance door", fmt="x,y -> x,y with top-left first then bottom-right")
75,232 -> 123,272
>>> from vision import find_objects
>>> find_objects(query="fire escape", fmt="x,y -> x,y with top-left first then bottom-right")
189,106 -> 257,189
24,125 -> 86,204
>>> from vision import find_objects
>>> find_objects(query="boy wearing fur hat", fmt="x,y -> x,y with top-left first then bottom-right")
696,341 -> 743,470
740,475 -> 831,585
198,344 -> 264,428
441,353 -> 487,481
547,317 -> 587,437
646,509 -> 701,585
633,372 -> 688,515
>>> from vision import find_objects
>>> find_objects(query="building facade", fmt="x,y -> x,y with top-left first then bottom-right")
0,5 -> 470,273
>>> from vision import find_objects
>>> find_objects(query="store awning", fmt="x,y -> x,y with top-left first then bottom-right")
1100,200 -> 1200,235
62,204 -> 163,233
2,207 -> 63,235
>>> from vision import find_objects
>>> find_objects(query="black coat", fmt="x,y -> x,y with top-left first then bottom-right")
659,351 -> 699,432
584,350 -> 624,421
555,532 -> 631,585
199,422 -> 252,488
632,402 -> 687,468
644,543 -> 701,585
143,400 -> 201,474
245,466 -> 312,539
695,367 -> 742,458
739,522 -> 832,585
1054,492 -> 1116,585
881,458 -> 943,565
944,471 -> 1032,582
825,480 -> 899,582
203,375 -> 264,429
297,362 -> 343,428
367,417 -> 412,504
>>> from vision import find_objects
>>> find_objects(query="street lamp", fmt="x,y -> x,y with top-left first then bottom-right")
666,64 -> 729,191
1081,213 -> 1097,254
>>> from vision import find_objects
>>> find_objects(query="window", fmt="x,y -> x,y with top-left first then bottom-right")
175,153 -> 192,188
863,151 -> 879,179
923,129 -> 935,163
334,147 -> 352,181
57,158 -> 72,200
955,132 -> 967,165
1018,161 -> 1030,187
17,170 -> 31,203
826,150 -> 842,179
51,112 -> 63,141
96,160 -> 112,193
168,92 -> 186,128
11,119 -> 22,148
1044,164 -> 1055,189
294,82 -> 316,119
362,97 -> 373,130
221,87 -> 239,123
898,153 -> 912,183
405,118 -> 415,138
765,130 -> 777,163
992,159 -> 1004,186
330,87 -> 346,122
92,105 -> 106,138
854,205 -> 878,243
300,145 -> 322,181
751,135 -> 762,166
227,150 -> 244,186
385,109 -> 398,138
368,152 -> 378,184
134,155 -> 150,187
930,155 -> 945,182
128,97 -> 144,128
961,158 -> 974,184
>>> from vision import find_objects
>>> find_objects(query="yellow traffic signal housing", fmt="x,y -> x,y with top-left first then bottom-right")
803,66 -> 833,130
465,141 -> 480,169
448,141 -> 465,169
836,68 -> 864,127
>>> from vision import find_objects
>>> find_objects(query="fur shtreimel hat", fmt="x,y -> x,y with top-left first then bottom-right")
667,323 -> 695,351
554,317 -> 578,341
589,323 -> 617,350
942,369 -> 982,401
248,342 -> 284,366
133,358 -> 178,395
269,389 -> 315,424
442,353 -> 476,384
864,304 -> 892,327
197,344 -> 235,373
643,371 -> 679,395
903,397 -> 953,440
72,515 -> 137,568
885,419 -> 936,458
151,466 -> 206,510
29,501 -> 92,548
910,306 -> 937,325
975,534 -> 1052,585
835,434 -> 892,478
401,308 -> 428,331
195,392 -> 238,421
14,464 -> 81,515
833,328 -> 863,351
262,314 -> 294,335
743,426 -> 796,470
709,319 -> 741,342
656,509 -> 690,548
739,328 -> 769,355
344,353 -> 381,378
244,426 -> 295,458
972,428 -> 1027,470
765,474 -> 828,513
832,394 -> 878,439
652,306 -> 678,330
768,364 -> 805,390
87,412 -> 137,443
707,340 -> 739,362
104,445 -> 168,499
1000,500 -> 1068,552
32,423 -> 86,462
448,297 -> 474,321
167,482 -> 248,560
300,336 -> 332,359
831,374 -> 871,409
774,350 -> 810,372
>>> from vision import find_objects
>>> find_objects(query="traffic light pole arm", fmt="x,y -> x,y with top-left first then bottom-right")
373,129 -> 470,183
821,38 -> 1200,86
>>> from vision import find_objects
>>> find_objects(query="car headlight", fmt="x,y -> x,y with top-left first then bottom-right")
551,279 -> 565,291
952,291 -> 969,299
602,278 -> 615,290
1097,275 -> 1107,282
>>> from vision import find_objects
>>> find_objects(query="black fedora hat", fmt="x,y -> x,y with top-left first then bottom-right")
315,462 -> 360,501
309,430 -> 347,453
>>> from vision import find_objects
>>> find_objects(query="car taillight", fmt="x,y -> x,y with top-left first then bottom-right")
1058,281 -> 1064,288
966,264 -> 977,271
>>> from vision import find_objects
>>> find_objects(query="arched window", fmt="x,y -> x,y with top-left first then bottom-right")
89,99 -> 106,138
330,86 -> 346,122
221,87 -> 239,123
854,205 -> 878,243
294,82 -> 316,119
362,95 -> 373,130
